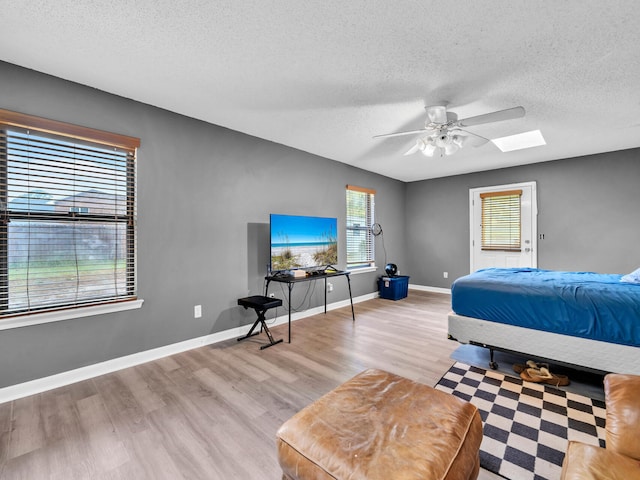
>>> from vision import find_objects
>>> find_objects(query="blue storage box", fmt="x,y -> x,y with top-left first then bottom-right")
378,275 -> 410,300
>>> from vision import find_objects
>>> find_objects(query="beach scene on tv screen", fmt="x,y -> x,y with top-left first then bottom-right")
271,215 -> 337,271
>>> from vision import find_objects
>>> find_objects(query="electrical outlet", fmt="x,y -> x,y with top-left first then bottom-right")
443,272 -> 448,279
194,305 -> 202,318
327,282 -> 333,293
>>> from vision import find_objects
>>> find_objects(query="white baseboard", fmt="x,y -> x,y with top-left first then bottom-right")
409,284 -> 451,295
0,292 -> 376,404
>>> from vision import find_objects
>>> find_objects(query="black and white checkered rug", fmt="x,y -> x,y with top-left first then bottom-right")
435,362 -> 606,480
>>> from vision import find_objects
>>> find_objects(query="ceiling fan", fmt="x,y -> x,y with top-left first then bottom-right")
373,105 -> 525,157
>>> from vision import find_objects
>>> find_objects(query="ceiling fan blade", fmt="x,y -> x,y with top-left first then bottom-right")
404,139 -> 424,156
456,129 -> 491,147
404,142 -> 421,156
373,129 -> 427,139
467,136 -> 490,148
426,105 -> 448,124
457,106 -> 525,127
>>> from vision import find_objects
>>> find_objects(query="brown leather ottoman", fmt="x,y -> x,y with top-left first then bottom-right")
276,368 -> 483,480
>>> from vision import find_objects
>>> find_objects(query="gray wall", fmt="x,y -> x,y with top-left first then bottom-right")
0,61 -> 406,388
405,148 -> 640,288
2,59 -> 638,390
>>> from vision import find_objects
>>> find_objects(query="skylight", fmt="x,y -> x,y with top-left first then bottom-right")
491,130 -> 546,152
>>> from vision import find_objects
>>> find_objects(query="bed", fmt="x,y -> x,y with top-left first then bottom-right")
448,267 -> 640,375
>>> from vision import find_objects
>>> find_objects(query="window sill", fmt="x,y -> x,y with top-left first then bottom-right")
0,299 -> 144,331
347,265 -> 378,275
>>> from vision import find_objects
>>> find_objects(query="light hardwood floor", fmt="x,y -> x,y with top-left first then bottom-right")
0,291 -> 500,479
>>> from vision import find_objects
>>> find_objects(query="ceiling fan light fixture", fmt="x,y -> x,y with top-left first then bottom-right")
421,143 -> 437,157
452,134 -> 468,148
434,134 -> 450,148
444,142 -> 459,156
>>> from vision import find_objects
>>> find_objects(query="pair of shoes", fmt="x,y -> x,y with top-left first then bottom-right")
520,366 -> 570,386
513,360 -> 548,374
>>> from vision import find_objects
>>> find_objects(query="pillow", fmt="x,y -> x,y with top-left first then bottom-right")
621,267 -> 640,284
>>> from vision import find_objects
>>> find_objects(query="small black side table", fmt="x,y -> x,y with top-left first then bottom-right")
237,295 -> 283,350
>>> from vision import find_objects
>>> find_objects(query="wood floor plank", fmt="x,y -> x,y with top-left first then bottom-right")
2,443 -> 55,480
233,348 -> 299,384
75,393 -> 130,474
0,291 -> 502,479
192,367 -> 268,419
115,367 -> 167,414
0,401 -> 11,465
92,373 -> 149,436
144,402 -> 231,478
6,394 -> 46,460
136,363 -> 260,477
122,428 -> 185,480
154,355 -> 181,373
39,390 -> 92,477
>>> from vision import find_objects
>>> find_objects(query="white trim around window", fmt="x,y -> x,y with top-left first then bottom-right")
0,298 -> 144,331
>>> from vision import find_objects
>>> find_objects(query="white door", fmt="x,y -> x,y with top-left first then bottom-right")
469,181 -> 537,273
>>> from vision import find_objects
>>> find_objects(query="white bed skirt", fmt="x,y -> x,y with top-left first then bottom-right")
448,313 -> 640,375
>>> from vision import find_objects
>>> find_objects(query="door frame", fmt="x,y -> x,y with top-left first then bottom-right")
469,181 -> 538,273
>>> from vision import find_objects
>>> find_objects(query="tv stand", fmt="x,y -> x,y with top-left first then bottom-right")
265,270 -> 354,343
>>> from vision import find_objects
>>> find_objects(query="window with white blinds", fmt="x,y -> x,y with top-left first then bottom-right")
0,109 -> 139,317
480,189 -> 522,251
346,185 -> 375,268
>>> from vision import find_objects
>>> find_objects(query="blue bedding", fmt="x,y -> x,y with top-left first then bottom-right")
451,268 -> 640,347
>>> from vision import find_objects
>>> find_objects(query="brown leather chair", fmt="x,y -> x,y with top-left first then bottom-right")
561,373 -> 640,479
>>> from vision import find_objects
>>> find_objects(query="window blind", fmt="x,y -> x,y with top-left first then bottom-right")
480,189 -> 522,251
0,109 -> 138,317
346,185 -> 375,267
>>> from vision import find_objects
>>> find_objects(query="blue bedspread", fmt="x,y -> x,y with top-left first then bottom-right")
451,268 -> 640,347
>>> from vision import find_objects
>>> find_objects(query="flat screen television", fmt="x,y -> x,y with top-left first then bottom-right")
270,214 -> 338,273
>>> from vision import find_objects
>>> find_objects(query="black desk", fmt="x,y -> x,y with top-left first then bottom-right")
265,270 -> 355,343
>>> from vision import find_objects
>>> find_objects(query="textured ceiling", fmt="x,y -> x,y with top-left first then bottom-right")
1,1 -> 639,181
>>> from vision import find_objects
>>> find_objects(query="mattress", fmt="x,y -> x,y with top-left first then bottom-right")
451,268 -> 640,347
